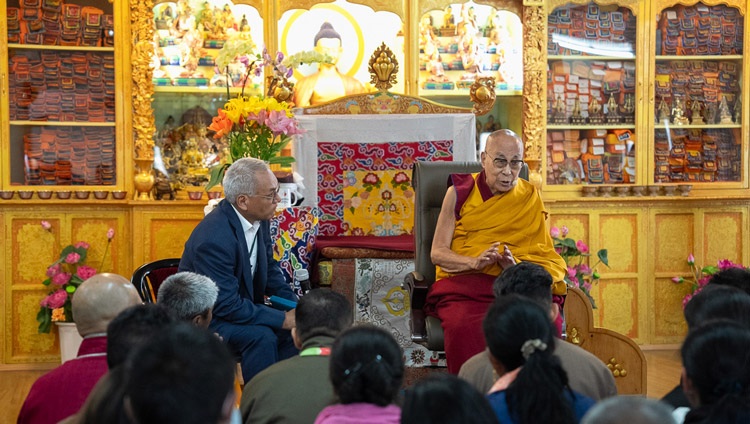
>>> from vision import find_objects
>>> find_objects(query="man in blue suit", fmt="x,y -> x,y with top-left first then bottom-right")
180,158 -> 298,382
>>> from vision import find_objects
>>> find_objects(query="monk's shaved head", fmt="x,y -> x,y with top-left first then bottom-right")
72,273 -> 142,336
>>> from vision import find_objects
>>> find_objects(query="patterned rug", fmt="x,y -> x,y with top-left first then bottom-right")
353,258 -> 446,368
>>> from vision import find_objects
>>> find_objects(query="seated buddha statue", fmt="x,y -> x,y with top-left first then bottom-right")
292,22 -> 365,107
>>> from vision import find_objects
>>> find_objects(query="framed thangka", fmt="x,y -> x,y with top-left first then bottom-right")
278,0 -> 405,107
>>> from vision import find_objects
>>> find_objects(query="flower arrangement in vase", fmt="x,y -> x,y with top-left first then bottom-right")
671,254 -> 748,307
37,221 -> 115,333
205,46 -> 305,191
550,225 -> 609,308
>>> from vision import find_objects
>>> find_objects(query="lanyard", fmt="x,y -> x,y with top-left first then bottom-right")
299,347 -> 331,357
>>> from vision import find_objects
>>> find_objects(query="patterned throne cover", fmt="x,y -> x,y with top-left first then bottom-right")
293,113 -> 477,236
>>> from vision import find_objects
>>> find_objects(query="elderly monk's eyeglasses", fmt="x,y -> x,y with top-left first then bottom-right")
492,158 -> 524,171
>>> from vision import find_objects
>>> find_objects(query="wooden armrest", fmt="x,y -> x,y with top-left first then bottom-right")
403,271 -> 431,310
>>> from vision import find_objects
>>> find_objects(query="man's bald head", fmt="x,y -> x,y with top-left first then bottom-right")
72,273 -> 142,336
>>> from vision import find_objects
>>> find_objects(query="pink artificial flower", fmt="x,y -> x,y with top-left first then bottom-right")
76,265 -> 97,281
561,226 -> 569,237
555,247 -> 562,255
46,263 -> 61,278
107,228 -> 115,240
583,281 -> 593,292
266,110 -> 305,136
568,275 -> 579,287
687,253 -> 695,265
74,241 -> 90,249
275,51 -> 284,63
567,266 -> 578,279
718,259 -> 743,270
52,272 -> 71,285
65,252 -> 81,264
41,220 -> 51,231
579,264 -> 592,275
697,276 -> 711,288
576,240 -> 589,254
550,226 -> 560,238
41,289 -> 68,309
671,276 -> 684,284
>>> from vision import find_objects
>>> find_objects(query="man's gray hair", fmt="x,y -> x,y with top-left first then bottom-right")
222,157 -> 270,204
581,396 -> 676,424
157,272 -> 219,322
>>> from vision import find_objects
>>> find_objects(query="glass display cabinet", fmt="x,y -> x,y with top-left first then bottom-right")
651,2 -> 743,186
545,2 -> 639,188
2,0 -> 122,190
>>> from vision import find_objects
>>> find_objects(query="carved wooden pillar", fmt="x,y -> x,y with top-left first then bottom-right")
131,0 -> 156,200
522,0 -> 546,189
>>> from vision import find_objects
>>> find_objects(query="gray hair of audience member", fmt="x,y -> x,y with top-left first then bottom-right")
157,272 -> 218,323
124,323 -> 236,424
294,288 -> 353,343
222,157 -> 270,205
72,273 -> 143,336
106,303 -> 176,368
580,396 -> 676,424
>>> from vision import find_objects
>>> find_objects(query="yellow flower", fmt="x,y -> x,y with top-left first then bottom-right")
51,308 -> 66,322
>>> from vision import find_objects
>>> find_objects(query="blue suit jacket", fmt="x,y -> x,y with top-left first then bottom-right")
179,199 -> 297,329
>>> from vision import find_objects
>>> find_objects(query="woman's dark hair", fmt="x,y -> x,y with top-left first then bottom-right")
709,267 -> 750,295
483,294 -> 575,424
684,284 -> 750,329
681,320 -> 750,423
401,373 -> 498,424
329,325 -> 404,406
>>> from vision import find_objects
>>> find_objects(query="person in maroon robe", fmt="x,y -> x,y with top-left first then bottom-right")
18,273 -> 142,424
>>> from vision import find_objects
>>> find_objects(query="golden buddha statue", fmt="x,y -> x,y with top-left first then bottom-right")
292,22 -> 366,107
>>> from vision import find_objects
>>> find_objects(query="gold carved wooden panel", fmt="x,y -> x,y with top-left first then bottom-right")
8,290 -> 59,363
598,278 -> 638,339
11,218 -> 60,286
600,214 -> 638,273
71,216 -> 125,276
703,211 -> 743,264
653,275 -> 688,341
147,218 -> 203,262
653,213 -> 694,274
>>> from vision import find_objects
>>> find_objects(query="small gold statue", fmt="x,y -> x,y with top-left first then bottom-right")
690,98 -> 704,125
588,96 -> 604,124
719,95 -> 733,124
622,94 -> 635,124
552,94 -> 567,124
606,94 -> 620,124
672,97 -> 689,125
657,98 -> 670,123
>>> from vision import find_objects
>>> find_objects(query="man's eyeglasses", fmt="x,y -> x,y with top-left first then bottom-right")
492,158 -> 525,171
246,187 -> 280,201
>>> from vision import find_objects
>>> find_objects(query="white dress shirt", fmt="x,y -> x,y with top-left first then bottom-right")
232,205 -> 260,273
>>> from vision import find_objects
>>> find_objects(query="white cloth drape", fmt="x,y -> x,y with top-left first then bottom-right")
292,113 -> 477,206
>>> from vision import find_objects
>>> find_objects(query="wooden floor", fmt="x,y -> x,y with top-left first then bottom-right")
0,349 -> 682,424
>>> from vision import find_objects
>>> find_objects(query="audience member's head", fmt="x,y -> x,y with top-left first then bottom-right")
124,323 -> 236,424
72,273 -> 142,336
76,304 -> 176,424
684,284 -> 750,329
329,325 -> 403,406
106,303 -> 176,368
681,320 -> 750,423
293,288 -> 352,348
157,271 -> 218,327
484,294 -> 574,424
494,262 -> 554,309
581,396 -> 676,424
401,373 -> 499,424
708,267 -> 750,294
